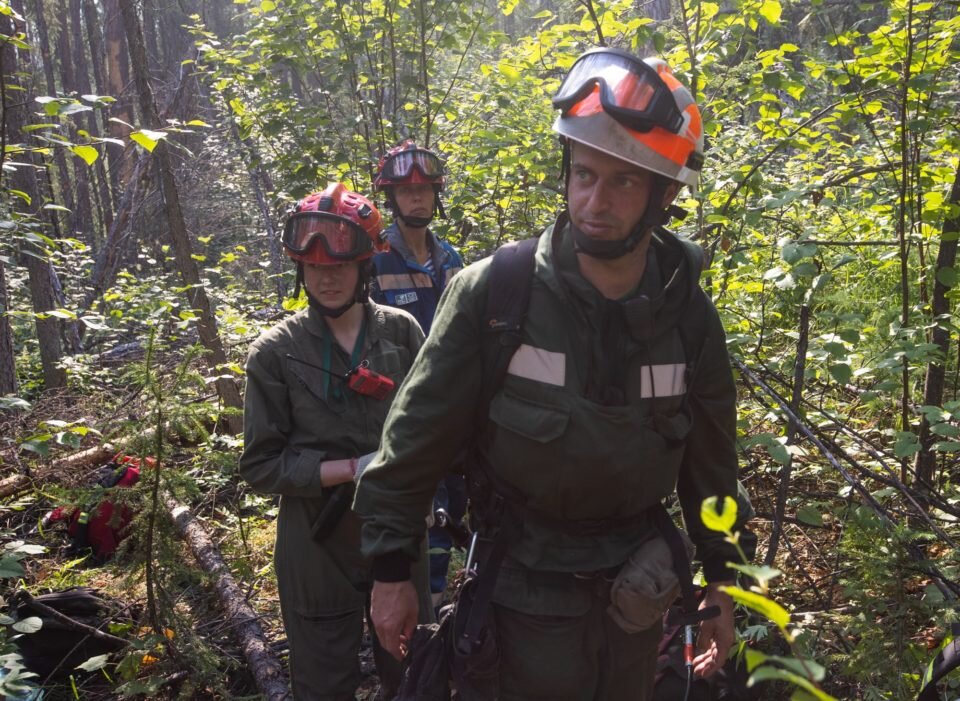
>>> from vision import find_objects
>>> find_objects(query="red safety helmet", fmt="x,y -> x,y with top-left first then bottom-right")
282,183 -> 387,265
553,49 -> 704,189
374,140 -> 446,192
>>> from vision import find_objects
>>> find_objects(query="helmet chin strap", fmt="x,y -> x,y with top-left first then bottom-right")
300,262 -> 373,317
387,188 -> 446,229
571,176 -> 674,260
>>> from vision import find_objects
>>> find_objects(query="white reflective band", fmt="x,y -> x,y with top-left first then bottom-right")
639,363 -> 687,398
507,344 -> 566,386
377,272 -> 433,291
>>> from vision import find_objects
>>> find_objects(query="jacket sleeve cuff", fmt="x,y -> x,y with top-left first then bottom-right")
702,554 -> 736,584
373,551 -> 413,582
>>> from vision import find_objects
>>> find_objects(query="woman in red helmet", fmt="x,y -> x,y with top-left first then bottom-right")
239,182 -> 432,700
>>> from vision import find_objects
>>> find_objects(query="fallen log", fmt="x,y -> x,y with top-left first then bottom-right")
0,443 -> 116,499
165,497 -> 290,701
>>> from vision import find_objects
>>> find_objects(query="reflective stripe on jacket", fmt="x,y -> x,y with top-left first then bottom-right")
370,223 -> 463,334
355,220 -> 740,611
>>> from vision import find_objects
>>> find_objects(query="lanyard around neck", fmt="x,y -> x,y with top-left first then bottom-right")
321,314 -> 367,400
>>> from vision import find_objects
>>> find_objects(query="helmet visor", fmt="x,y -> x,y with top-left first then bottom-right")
552,49 -> 684,134
283,212 -> 372,260
380,149 -> 444,181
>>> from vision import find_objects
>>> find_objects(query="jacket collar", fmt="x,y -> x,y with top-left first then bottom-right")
304,302 -> 388,351
384,222 -> 452,270
537,214 -> 696,339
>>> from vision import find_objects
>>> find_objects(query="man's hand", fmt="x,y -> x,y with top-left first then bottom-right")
371,579 -> 419,660
694,581 -> 735,678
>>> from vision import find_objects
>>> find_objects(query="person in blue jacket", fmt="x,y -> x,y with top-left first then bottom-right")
369,140 -> 464,334
370,140 -> 466,609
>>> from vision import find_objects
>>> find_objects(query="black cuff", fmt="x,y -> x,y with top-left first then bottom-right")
702,554 -> 736,584
373,551 -> 413,582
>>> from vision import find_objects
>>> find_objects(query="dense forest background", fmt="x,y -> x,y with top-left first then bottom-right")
0,0 -> 957,698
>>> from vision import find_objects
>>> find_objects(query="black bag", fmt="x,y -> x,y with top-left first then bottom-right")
395,614 -> 453,701
12,587 -> 129,679
398,561 -> 502,700
449,574 -> 500,700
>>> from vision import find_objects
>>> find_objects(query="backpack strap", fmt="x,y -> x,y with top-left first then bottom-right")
918,624 -> 960,701
479,236 -> 539,411
455,237 -> 538,654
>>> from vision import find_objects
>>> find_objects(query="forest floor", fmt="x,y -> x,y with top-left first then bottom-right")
0,389 -> 942,700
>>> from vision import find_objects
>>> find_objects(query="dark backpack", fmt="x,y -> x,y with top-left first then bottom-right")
12,587 -> 130,679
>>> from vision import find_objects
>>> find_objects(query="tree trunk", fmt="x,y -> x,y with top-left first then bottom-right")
76,0 -> 115,241
30,0 -> 78,236
914,162 -> 960,487
81,155 -> 150,312
120,2 -> 243,433
0,262 -> 17,396
4,3 -> 67,390
54,0 -> 98,245
102,0 -> 136,195
166,497 -> 290,701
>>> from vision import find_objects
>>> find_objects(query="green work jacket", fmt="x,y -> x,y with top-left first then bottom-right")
240,302 -> 424,616
355,220 -> 740,615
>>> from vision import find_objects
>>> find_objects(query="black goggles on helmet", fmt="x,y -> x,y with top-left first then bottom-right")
282,212 -> 373,260
552,48 -> 685,134
380,148 -> 444,181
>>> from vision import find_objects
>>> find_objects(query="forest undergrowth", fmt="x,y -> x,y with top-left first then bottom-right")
1,362 -> 957,700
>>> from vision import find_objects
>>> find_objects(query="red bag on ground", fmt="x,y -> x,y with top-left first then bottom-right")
48,453 -> 149,560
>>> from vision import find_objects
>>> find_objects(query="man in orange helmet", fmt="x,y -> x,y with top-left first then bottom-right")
356,49 -> 741,700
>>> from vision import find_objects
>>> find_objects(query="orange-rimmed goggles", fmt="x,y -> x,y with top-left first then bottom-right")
282,212 -> 374,260
553,49 -> 685,135
379,148 -> 444,181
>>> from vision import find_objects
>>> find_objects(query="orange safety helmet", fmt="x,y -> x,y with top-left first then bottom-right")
282,183 -> 387,266
553,49 -> 704,189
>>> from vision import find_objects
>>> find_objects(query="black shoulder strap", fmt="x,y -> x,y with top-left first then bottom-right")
479,237 -> 538,411
918,625 -> 960,701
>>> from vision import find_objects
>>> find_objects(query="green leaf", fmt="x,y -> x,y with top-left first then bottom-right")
61,103 -> 92,116
894,431 -> 920,458
722,586 -> 790,630
796,505 -> 824,526
260,0 -> 276,10
499,0 -> 520,16
76,654 -> 111,672
936,266 -> 957,287
758,0 -> 782,24
828,363 -> 852,385
499,61 -> 519,83
729,563 -> 782,585
0,396 -> 30,411
19,438 -> 50,457
701,496 -> 738,533
0,556 -> 25,578
70,145 -> 99,165
130,129 -> 167,152
12,616 -> 42,633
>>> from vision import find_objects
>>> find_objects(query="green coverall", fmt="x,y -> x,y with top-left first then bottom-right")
355,220 -> 741,701
240,302 -> 432,700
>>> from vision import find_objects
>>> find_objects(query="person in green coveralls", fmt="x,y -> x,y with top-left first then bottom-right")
354,49 -> 742,701
240,182 -> 432,700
